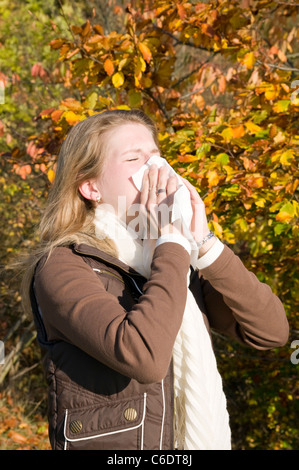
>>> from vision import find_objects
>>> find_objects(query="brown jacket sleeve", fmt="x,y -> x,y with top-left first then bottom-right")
34,243 -> 190,384
194,245 -> 289,349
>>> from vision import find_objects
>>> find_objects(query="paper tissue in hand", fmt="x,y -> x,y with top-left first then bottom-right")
131,154 -> 198,260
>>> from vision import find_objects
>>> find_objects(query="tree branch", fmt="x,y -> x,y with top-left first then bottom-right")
152,24 -> 219,54
256,60 -> 299,72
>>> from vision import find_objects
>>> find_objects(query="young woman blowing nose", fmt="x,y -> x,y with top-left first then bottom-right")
21,109 -> 289,450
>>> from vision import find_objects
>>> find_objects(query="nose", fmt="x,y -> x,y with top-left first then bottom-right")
144,152 -> 160,166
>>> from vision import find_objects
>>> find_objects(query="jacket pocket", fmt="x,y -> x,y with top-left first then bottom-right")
63,393 -> 147,450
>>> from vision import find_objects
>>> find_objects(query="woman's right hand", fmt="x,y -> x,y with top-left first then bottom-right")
140,164 -> 181,238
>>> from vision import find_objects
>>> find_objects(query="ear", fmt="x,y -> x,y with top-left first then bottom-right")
78,180 -> 101,202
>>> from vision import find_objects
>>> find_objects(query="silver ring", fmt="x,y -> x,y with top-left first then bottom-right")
157,188 -> 167,194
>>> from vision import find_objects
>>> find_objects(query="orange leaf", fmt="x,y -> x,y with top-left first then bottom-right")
138,42 -> 152,63
177,4 -> 187,19
51,109 -> 64,123
8,431 -> 27,444
207,170 -> 219,187
201,23 -> 217,38
218,75 -> 226,94
246,175 -> 264,188
50,38 -> 64,50
61,98 -> 83,112
178,154 -> 198,163
104,58 -> 114,76
13,164 -> 32,180
232,125 -> 245,138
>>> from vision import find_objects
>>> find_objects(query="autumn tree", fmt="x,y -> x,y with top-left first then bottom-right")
1,0 -> 298,449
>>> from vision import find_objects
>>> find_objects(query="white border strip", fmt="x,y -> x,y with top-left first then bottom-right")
63,393 -> 147,450
160,379 -> 165,450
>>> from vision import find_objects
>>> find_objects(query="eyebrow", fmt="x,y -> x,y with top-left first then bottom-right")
121,148 -> 160,156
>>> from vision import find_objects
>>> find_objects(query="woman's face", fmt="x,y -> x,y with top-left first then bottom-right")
95,123 -> 160,215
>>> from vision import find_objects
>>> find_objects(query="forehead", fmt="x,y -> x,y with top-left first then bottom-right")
106,123 -> 157,153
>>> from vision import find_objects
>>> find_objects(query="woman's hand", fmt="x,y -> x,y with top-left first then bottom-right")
140,165 -> 181,238
180,176 -> 217,255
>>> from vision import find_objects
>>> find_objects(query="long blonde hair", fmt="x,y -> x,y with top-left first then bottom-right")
20,108 -> 159,314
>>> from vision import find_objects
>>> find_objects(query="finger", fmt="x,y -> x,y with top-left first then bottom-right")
147,164 -> 158,207
140,169 -> 149,206
166,175 -> 178,196
156,166 -> 169,203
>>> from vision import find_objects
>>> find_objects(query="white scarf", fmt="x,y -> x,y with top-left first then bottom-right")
94,206 -> 231,450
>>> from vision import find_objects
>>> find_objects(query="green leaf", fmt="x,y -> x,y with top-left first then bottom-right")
221,184 -> 241,198
273,100 -> 290,113
216,153 -> 229,165
128,90 -> 142,107
274,223 -> 288,236
83,91 -> 98,109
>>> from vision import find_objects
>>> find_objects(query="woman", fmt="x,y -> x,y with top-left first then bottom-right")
23,109 -> 289,450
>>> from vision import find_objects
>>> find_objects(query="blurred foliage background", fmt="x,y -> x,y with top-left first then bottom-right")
0,0 -> 298,450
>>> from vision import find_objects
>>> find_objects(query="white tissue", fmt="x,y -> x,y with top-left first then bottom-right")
132,155 -> 193,227
132,155 -> 198,263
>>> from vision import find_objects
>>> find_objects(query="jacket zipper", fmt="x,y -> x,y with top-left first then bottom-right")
74,247 -> 143,279
93,268 -> 125,284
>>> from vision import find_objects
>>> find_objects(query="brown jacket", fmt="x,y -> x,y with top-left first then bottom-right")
31,242 -> 289,450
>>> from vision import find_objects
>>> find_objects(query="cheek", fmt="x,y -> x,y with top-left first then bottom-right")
98,169 -> 139,207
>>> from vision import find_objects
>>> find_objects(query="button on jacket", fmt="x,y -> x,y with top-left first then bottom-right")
31,241 -> 289,450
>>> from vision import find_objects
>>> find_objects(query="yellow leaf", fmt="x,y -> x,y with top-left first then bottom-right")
210,220 -> 223,238
245,121 -> 262,134
48,168 -> 55,183
280,149 -> 295,166
135,56 -> 146,79
104,58 -> 114,76
276,211 -> 293,222
256,82 -> 280,100
112,71 -> 124,88
118,57 -> 130,71
63,111 -> 84,125
265,84 -> 279,100
221,127 -> 233,142
138,42 -> 152,63
116,105 -> 131,110
242,52 -> 256,69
